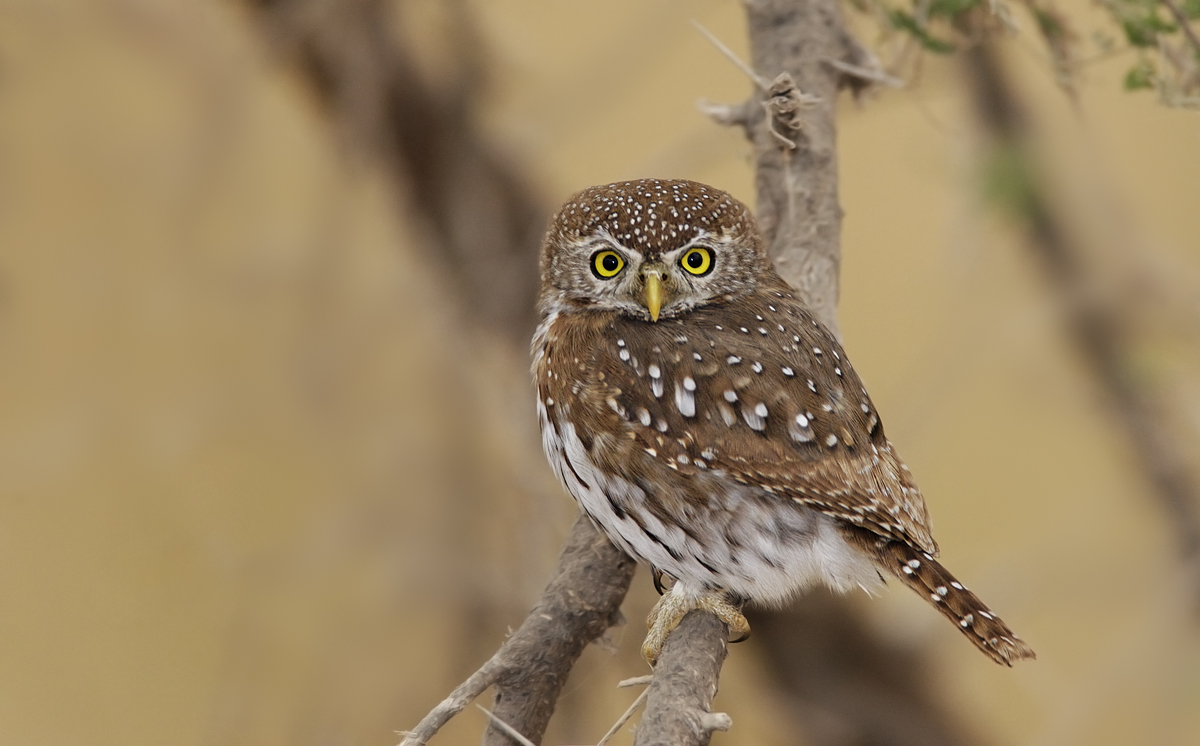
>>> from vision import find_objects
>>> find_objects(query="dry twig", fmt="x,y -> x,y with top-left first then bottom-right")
399,516 -> 635,746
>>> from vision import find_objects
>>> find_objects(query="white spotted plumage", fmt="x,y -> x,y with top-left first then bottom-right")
534,179 -> 1035,665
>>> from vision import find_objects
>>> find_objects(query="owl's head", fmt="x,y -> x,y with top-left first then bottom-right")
538,179 -> 771,322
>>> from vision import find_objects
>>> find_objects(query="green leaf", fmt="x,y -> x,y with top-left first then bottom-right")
1121,13 -> 1176,48
888,9 -> 957,54
927,0 -> 982,19
1123,59 -> 1156,90
1033,9 -> 1065,40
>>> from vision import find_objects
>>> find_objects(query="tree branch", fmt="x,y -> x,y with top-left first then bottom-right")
401,515 -> 636,746
1161,0 -> 1200,60
246,0 -> 547,342
629,2 -> 873,738
712,5 -> 989,744
745,0 -> 876,333
633,612 -> 731,746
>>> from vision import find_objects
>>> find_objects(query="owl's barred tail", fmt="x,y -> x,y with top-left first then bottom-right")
875,541 -> 1036,666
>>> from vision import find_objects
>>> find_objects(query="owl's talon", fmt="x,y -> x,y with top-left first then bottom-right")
651,567 -> 674,596
642,589 -> 750,665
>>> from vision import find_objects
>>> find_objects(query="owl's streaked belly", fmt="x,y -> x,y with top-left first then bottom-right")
536,395 -> 880,605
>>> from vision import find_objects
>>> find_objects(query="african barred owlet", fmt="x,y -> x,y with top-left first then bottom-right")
532,179 -> 1034,666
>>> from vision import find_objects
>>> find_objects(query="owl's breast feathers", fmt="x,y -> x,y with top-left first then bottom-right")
534,290 -> 938,556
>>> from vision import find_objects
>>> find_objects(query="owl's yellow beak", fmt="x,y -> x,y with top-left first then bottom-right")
643,269 -> 665,322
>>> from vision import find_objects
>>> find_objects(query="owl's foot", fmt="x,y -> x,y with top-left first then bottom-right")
641,588 -> 750,665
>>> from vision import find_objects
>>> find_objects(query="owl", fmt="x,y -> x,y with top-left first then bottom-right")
532,179 -> 1034,666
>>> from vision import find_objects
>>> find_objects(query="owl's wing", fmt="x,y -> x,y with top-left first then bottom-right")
594,299 -> 939,556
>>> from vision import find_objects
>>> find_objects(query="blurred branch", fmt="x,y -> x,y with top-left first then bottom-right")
960,36 -> 1200,577
1161,0 -> 1200,59
246,0 -> 546,341
749,600 -> 981,746
399,515 -> 636,746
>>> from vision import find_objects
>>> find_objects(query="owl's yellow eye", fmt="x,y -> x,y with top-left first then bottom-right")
591,250 -> 625,278
680,247 -> 713,276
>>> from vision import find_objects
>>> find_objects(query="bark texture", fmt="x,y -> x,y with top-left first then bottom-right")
745,0 -> 874,333
632,612 -> 730,746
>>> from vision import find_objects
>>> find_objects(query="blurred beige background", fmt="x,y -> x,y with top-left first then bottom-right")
1,1 -> 1199,745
